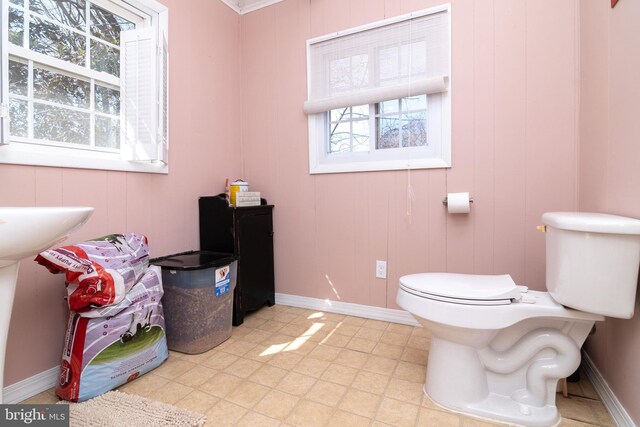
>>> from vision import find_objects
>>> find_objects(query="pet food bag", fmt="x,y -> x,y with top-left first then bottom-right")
56,266 -> 169,402
35,233 -> 149,311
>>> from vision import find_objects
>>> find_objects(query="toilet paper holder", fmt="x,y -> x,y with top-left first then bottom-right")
442,196 -> 474,206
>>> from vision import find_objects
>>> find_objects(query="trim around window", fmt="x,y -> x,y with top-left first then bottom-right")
305,4 -> 452,175
0,139 -> 168,172
0,0 -> 168,174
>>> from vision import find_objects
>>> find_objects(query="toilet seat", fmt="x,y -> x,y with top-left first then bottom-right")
399,273 -> 532,306
398,273 -> 604,330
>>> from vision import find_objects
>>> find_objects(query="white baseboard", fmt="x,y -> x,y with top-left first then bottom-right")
274,293 -> 421,327
582,351 -> 636,427
3,365 -> 59,404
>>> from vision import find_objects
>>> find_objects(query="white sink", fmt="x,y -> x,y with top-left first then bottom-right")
0,207 -> 94,268
0,206 -> 93,403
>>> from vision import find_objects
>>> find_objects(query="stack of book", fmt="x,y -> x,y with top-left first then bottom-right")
235,191 -> 261,207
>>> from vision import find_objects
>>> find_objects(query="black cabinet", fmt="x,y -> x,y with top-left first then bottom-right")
199,195 -> 275,326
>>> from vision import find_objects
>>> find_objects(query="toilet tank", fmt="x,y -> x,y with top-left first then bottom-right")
542,212 -> 640,319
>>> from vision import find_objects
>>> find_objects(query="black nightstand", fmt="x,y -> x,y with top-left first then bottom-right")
199,195 -> 275,326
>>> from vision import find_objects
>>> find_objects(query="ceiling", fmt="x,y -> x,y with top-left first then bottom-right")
219,0 -> 284,14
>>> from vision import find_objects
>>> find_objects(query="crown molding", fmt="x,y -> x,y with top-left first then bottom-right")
239,0 -> 284,14
219,0 -> 284,15
219,0 -> 241,14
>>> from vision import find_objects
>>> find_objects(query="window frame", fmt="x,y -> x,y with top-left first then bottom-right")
0,3 -> 9,144
306,4 -> 451,175
0,0 -> 168,174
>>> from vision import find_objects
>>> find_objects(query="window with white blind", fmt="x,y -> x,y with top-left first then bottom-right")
304,4 -> 451,174
0,0 -> 168,174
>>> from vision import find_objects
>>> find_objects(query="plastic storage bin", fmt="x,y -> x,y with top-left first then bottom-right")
151,251 -> 237,354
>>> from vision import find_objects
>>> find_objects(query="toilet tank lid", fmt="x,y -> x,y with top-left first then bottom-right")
542,212 -> 640,235
399,273 -> 522,301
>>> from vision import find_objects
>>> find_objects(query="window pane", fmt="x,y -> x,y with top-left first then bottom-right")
34,103 -> 90,144
329,104 -> 370,154
378,46 -> 398,83
95,85 -> 120,115
90,40 -> 119,76
351,120 -> 370,152
330,107 -> 349,122
399,44 -> 413,78
9,7 -> 24,46
34,67 -> 90,108
9,99 -> 28,137
95,116 -> 120,148
377,96 -> 427,149
329,120 -> 370,154
29,0 -> 86,30
402,113 -> 427,147
352,104 -> 368,119
330,105 -> 368,122
409,41 -> 427,75
378,117 -> 400,149
90,4 -> 135,46
329,54 -> 369,94
29,17 -> 86,66
9,61 -> 28,96
378,41 -> 427,85
329,122 -> 351,153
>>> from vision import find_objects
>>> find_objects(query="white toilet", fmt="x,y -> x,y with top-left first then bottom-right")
397,212 -> 640,427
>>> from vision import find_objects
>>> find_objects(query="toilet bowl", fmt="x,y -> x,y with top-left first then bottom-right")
397,212 -> 640,427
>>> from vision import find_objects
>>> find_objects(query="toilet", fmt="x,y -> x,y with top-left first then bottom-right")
397,212 -> 640,427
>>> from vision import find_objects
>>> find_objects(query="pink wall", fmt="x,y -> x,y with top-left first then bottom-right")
8,4 -> 639,423
240,0 -> 579,308
1,0 -> 242,386
579,0 -> 640,424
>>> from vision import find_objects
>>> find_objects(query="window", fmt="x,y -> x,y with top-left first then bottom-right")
0,0 -> 168,173
305,4 -> 450,174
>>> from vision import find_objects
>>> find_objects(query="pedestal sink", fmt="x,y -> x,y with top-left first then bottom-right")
0,206 -> 93,403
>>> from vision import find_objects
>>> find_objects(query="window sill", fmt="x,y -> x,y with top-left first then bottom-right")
0,141 -> 168,174
309,156 -> 450,174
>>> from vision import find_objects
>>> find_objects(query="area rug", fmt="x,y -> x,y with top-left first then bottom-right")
58,390 -> 206,427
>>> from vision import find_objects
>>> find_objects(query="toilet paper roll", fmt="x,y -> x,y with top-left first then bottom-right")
447,192 -> 471,214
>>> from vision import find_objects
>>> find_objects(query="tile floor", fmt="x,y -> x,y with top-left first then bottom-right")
25,304 -> 614,426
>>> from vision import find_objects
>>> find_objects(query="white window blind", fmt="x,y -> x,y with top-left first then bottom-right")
121,26 -> 167,163
158,32 -> 168,162
0,1 -> 8,146
304,8 -> 450,115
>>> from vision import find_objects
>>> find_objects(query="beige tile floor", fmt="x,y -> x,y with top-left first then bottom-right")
24,304 -> 614,426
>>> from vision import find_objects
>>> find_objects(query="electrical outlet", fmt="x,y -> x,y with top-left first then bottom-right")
376,260 -> 387,279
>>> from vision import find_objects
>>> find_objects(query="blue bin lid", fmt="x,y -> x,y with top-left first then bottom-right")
151,250 -> 237,270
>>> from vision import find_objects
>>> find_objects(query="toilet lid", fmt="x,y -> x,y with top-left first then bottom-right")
399,273 -> 526,304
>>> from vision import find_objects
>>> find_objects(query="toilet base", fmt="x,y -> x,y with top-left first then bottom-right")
425,385 -> 560,427
422,324 -> 592,427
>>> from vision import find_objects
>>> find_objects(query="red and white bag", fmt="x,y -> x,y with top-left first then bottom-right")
35,233 -> 149,311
